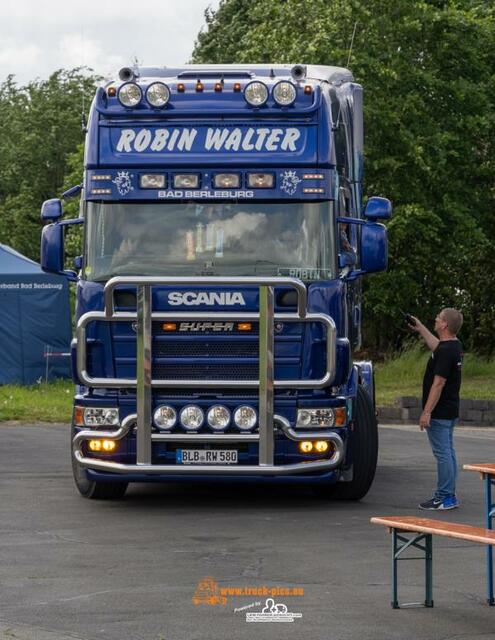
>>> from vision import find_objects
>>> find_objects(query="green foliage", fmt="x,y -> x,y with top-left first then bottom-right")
193,0 -> 495,354
0,69 -> 97,261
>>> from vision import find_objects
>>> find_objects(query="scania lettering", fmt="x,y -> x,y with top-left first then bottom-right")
167,291 -> 246,306
41,63 -> 391,500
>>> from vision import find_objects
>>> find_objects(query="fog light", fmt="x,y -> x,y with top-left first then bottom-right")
140,174 -> 166,189
89,439 -> 116,452
180,405 -> 204,430
174,174 -> 199,189
233,406 -> 257,431
214,173 -> 240,188
314,441 -> 329,453
207,405 -> 230,431
299,441 -> 313,453
247,173 -> 274,189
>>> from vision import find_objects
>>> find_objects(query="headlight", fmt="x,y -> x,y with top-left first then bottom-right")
214,173 -> 240,188
173,174 -> 200,189
207,405 -> 231,431
83,407 -> 119,427
140,174 -> 166,189
273,81 -> 297,106
296,408 -> 335,428
154,405 -> 177,430
180,405 -> 204,430
244,81 -> 268,107
118,82 -> 142,107
146,82 -> 170,107
233,405 -> 257,431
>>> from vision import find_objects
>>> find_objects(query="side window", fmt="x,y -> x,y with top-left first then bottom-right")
338,185 -> 357,270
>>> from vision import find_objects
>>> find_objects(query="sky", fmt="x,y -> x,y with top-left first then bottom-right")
0,0 -> 220,85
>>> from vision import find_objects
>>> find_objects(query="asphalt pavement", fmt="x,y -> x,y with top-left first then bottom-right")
1,422 -> 495,640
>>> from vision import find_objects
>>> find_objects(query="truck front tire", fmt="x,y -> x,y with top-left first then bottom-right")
71,426 -> 128,499
313,385 -> 378,501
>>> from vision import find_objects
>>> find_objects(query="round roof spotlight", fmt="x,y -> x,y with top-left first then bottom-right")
118,82 -> 142,108
207,405 -> 231,432
273,81 -> 297,106
146,82 -> 170,108
244,81 -> 269,107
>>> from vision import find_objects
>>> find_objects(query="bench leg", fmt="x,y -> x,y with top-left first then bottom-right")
485,475 -> 495,606
425,534 -> 434,607
391,529 -> 433,609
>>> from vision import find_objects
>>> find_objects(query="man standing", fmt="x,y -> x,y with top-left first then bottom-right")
408,308 -> 464,510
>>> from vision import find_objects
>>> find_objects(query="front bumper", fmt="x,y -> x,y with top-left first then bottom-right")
74,414 -> 345,477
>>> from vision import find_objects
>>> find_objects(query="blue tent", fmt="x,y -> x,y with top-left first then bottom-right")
0,244 -> 71,384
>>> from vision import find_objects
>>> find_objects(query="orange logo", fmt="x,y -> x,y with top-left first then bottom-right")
192,576 -> 227,607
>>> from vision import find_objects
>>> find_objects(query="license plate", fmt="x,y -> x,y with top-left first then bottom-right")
176,449 -> 238,465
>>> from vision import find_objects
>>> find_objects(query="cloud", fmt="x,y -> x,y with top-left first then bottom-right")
58,34 -> 125,77
0,39 -> 42,75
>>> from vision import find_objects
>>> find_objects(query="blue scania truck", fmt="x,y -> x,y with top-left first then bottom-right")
40,64 -> 391,499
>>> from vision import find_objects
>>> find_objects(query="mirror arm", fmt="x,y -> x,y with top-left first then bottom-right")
59,218 -> 84,228
336,216 -> 366,226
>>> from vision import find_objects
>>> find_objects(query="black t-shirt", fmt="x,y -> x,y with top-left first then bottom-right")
422,340 -> 463,419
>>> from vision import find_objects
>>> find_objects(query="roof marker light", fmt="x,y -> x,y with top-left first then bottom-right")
233,83 -> 241,92
244,81 -> 268,107
177,83 -> 185,93
196,81 -> 204,92
107,87 -> 117,97
214,82 -> 222,92
304,85 -> 313,94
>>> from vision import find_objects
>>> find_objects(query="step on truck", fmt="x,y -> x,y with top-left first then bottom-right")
40,63 -> 391,499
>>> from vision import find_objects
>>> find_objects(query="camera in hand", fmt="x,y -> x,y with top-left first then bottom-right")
400,309 -> 416,326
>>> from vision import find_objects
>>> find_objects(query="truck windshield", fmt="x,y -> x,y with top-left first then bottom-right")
84,200 -> 336,281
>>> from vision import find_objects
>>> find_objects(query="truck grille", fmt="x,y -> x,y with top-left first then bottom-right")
154,340 -> 257,358
152,362 -> 259,380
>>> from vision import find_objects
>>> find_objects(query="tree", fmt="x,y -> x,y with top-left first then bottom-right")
192,0 -> 495,353
0,69 -> 97,260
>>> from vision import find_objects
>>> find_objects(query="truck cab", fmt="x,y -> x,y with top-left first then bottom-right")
41,64 -> 391,499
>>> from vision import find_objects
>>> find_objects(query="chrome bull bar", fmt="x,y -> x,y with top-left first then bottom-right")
75,276 -> 340,475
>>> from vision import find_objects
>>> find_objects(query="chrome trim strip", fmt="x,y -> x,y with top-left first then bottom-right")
258,285 -> 274,466
275,415 -> 343,442
104,276 -> 307,318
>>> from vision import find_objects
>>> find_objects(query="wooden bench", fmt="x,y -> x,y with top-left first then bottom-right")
371,516 -> 495,608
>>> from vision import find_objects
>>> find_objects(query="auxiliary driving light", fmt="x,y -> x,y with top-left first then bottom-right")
214,173 -> 240,189
89,440 -> 116,452
247,173 -> 274,189
146,82 -> 170,108
140,174 -> 166,189
207,405 -> 231,431
180,405 -> 204,430
82,407 -> 119,427
273,81 -> 297,106
233,406 -> 257,431
174,174 -> 200,189
154,405 -> 177,430
118,82 -> 142,107
244,81 -> 268,107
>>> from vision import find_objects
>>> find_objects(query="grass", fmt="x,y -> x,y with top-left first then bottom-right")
375,345 -> 495,406
0,347 -> 493,422
0,379 -> 73,422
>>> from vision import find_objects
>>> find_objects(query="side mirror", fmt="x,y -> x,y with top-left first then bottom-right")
363,197 -> 392,221
40,219 -> 83,281
41,198 -> 63,222
360,222 -> 388,273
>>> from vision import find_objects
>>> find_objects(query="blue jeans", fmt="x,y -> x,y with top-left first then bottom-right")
426,418 -> 458,499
